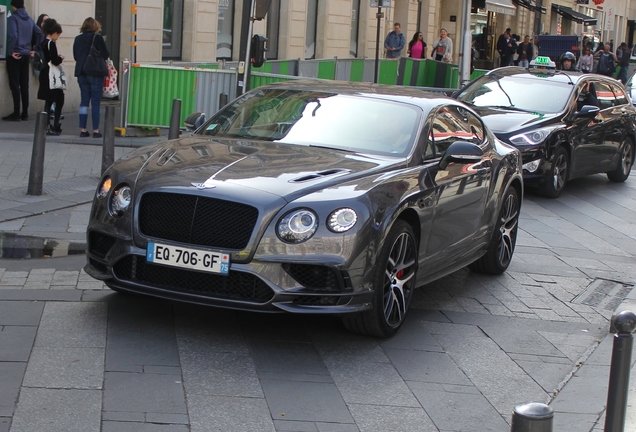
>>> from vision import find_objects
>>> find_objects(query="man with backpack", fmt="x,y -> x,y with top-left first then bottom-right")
594,43 -> 618,77
3,0 -> 43,121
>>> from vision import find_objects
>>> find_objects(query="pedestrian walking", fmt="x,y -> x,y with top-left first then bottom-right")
496,28 -> 513,67
430,28 -> 453,62
516,35 -> 533,68
594,43 -> 617,77
3,0 -> 43,122
616,43 -> 630,84
73,17 -> 109,138
384,22 -> 405,59
37,18 -> 65,136
407,32 -> 427,59
577,46 -> 593,73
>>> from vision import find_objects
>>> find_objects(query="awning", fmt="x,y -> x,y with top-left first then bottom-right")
512,0 -> 546,13
485,0 -> 517,16
551,4 -> 597,25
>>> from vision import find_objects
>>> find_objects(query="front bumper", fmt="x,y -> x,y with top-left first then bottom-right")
85,231 -> 374,314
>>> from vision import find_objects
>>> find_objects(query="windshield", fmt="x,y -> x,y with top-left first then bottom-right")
458,74 -> 574,114
196,89 -> 422,157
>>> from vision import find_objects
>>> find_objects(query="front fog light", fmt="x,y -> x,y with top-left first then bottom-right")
522,159 -> 541,173
327,208 -> 357,232
277,209 -> 318,243
109,186 -> 131,217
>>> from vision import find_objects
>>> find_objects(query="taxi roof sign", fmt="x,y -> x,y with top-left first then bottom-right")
529,56 -> 556,69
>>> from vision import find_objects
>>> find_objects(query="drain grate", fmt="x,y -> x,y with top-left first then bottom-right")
572,279 -> 633,310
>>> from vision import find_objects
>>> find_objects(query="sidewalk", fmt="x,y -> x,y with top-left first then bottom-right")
0,111 -> 635,431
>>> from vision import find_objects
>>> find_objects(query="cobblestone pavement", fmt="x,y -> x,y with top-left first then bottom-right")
0,127 -> 634,431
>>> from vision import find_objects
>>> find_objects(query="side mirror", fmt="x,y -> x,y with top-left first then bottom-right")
575,105 -> 600,118
184,112 -> 206,132
439,141 -> 484,170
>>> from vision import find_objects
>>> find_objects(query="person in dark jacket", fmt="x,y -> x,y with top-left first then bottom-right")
73,17 -> 109,138
37,18 -> 65,136
496,28 -> 513,67
616,43 -> 630,84
3,0 -> 43,121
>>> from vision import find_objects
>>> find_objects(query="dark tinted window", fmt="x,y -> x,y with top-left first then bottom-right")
430,105 -> 484,155
611,84 -> 628,106
595,82 -> 617,109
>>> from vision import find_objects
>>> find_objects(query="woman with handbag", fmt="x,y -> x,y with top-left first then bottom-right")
73,17 -> 109,138
37,18 -> 65,136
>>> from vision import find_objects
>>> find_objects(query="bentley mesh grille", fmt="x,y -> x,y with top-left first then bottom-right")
113,256 -> 274,303
88,231 -> 117,259
138,192 -> 258,249
282,263 -> 344,292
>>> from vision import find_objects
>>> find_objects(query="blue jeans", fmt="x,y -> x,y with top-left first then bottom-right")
78,75 -> 104,130
616,66 -> 628,84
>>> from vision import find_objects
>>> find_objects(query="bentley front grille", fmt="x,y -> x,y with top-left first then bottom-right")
138,192 -> 258,250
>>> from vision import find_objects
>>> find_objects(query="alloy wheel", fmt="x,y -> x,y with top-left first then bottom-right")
497,191 -> 519,268
383,232 -> 416,328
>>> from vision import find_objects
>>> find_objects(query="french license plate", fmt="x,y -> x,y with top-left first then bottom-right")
146,242 -> 229,275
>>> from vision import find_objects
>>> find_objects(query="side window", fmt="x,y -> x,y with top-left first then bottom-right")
595,82 -> 617,110
430,105 -> 484,155
611,84 -> 628,106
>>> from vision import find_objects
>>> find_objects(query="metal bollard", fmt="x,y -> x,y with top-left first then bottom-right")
604,310 -> 636,432
102,105 -> 115,175
510,402 -> 553,432
27,112 -> 48,196
168,98 -> 182,140
219,93 -> 228,109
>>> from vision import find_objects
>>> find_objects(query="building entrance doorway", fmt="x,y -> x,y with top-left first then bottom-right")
95,0 -> 121,67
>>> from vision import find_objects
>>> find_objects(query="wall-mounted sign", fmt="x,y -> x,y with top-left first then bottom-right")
371,0 -> 392,7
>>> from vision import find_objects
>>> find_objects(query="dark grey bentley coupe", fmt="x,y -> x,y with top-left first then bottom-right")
85,81 -> 523,337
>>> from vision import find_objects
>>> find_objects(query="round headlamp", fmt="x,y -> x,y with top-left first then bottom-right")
327,208 -> 357,232
109,185 -> 132,217
277,209 -> 318,243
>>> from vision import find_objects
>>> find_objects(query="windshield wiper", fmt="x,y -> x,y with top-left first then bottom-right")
489,105 -> 530,112
308,144 -> 355,153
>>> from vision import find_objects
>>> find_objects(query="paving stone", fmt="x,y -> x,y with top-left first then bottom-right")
273,419 -> 319,431
0,301 -> 44,326
102,421 -> 189,432
10,388 -> 101,432
349,404 -> 437,432
0,362 -> 25,417
408,383 -> 510,431
0,326 -> 37,361
260,379 -> 354,423
23,346 -> 104,389
187,395 -> 274,432
249,339 -> 330,376
35,302 -> 107,348
0,289 -> 81,301
383,347 -> 471,386
145,413 -> 189,424
103,371 -> 187,414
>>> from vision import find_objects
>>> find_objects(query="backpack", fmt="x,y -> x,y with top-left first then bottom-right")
31,44 -> 45,71
597,53 -> 615,75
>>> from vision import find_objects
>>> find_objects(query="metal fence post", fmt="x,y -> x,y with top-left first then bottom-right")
168,98 -> 182,140
102,105 -> 115,175
604,310 -> 636,432
510,402 -> 553,432
27,112 -> 48,196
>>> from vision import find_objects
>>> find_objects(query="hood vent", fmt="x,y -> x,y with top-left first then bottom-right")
291,169 -> 351,183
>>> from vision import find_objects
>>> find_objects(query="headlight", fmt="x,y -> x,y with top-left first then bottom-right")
522,159 -> 541,173
109,185 -> 132,217
510,127 -> 557,146
97,177 -> 112,200
327,208 -> 357,232
277,209 -> 318,243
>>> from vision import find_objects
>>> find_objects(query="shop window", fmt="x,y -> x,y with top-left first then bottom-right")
266,0 -> 280,59
163,0 -> 183,59
306,0 -> 318,59
217,0 -> 235,59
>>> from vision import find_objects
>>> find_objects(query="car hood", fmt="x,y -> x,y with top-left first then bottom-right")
471,107 -> 559,135
130,136 -> 397,201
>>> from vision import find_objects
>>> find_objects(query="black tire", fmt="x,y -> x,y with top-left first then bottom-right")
538,146 -> 568,198
607,137 -> 634,182
469,187 -> 519,275
342,220 -> 418,338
